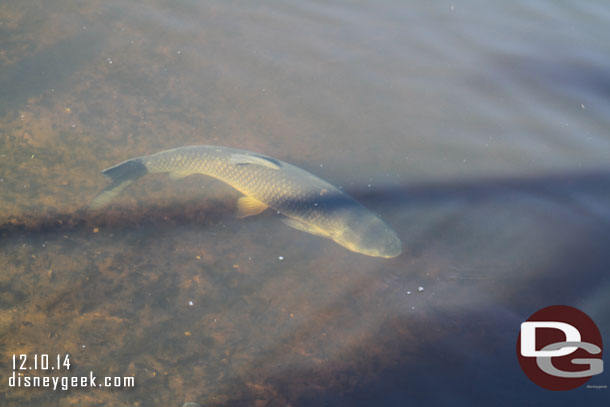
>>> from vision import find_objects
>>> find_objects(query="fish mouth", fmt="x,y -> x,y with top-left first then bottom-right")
345,232 -> 402,258
354,244 -> 401,258
378,245 -> 402,258
374,238 -> 402,258
333,216 -> 402,258
372,228 -> 403,258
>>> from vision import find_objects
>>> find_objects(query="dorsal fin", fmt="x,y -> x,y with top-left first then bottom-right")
229,153 -> 281,170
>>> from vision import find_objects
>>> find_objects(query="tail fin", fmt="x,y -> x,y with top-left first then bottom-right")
89,159 -> 148,209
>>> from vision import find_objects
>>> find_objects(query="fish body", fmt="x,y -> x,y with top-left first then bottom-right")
91,146 -> 401,258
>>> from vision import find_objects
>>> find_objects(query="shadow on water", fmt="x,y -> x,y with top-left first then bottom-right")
176,233 -> 610,407
1,169 -> 609,406
2,168 -> 609,238
241,312 -> 609,407
167,171 -> 609,406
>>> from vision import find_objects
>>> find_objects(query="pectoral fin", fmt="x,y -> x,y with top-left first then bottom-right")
229,153 -> 281,170
281,218 -> 330,238
236,196 -> 269,218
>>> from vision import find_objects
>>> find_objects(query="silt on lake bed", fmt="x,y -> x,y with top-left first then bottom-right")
90,145 -> 402,258
2,0 -> 610,406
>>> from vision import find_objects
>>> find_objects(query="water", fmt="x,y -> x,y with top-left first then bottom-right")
1,0 -> 609,405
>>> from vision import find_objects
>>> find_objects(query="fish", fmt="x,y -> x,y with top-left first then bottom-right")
90,146 -> 401,258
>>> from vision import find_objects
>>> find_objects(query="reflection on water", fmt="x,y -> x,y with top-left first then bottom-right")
1,0 -> 609,405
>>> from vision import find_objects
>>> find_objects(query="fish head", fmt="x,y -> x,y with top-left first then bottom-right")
331,211 -> 402,258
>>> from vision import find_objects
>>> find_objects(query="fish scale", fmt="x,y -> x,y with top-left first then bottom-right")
90,145 -> 401,258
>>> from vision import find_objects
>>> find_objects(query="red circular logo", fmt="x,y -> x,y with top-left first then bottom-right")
516,305 -> 603,391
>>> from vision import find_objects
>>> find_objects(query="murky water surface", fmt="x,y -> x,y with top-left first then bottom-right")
1,1 -> 609,405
